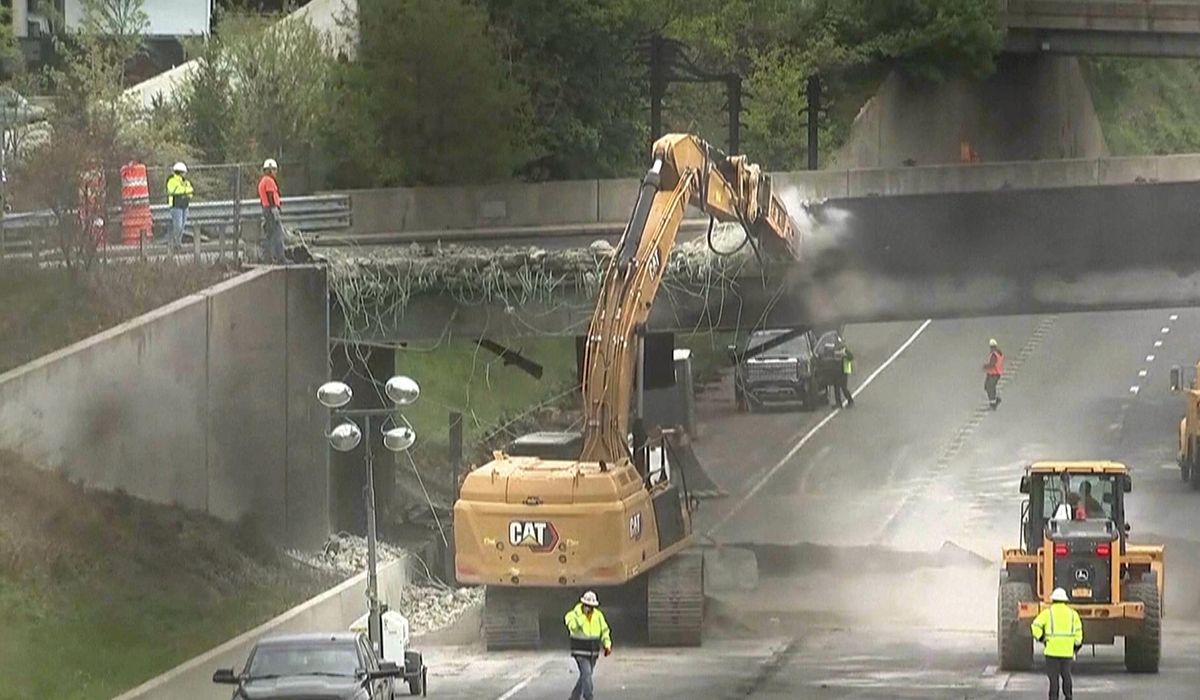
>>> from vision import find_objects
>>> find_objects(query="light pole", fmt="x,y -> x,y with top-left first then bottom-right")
317,375 -> 420,653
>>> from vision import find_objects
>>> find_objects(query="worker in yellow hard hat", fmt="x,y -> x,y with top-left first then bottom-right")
565,590 -> 611,700
1031,587 -> 1083,700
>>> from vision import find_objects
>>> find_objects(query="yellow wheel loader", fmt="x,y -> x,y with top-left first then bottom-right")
1170,363 -> 1200,489
998,462 -> 1164,673
453,134 -> 805,649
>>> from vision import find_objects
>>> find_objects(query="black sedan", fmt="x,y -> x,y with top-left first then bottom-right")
213,632 -> 405,699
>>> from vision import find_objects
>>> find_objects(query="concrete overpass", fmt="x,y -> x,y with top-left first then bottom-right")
326,154 -> 1200,343
1002,0 -> 1200,57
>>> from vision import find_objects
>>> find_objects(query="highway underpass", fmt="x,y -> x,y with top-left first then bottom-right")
402,307 -> 1200,698
329,177 -> 1200,343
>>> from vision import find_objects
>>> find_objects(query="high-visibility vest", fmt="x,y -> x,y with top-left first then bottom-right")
564,604 -> 612,657
166,173 -> 194,208
986,350 -> 1005,376
843,355 -> 853,375
1031,603 -> 1083,658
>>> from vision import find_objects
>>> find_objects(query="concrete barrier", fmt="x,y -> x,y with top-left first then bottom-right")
339,153 -> 1200,237
113,558 -> 410,700
0,266 -> 329,547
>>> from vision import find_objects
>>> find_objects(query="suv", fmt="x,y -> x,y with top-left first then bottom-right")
732,328 -> 839,412
213,632 -> 405,699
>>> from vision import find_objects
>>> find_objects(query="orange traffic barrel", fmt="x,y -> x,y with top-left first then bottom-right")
120,161 -> 152,245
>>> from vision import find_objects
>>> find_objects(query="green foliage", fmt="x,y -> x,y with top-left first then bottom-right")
324,0 -> 530,187
178,12 -> 335,164
482,0 -> 659,180
1081,57 -> 1200,156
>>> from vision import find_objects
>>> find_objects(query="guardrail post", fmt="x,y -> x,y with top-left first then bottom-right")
193,224 -> 201,264
234,165 -> 243,266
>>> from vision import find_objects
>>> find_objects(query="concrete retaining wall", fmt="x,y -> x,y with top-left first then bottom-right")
0,266 -> 329,547
339,154 -> 1200,237
113,558 -> 409,700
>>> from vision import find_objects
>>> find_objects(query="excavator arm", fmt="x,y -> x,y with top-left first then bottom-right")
580,134 -> 803,464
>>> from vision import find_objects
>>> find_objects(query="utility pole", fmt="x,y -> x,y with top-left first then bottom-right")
807,74 -> 821,171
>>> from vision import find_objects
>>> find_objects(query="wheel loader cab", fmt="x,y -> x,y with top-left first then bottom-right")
999,461 -> 1163,673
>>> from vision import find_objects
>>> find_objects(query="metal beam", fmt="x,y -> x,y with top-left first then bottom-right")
1006,28 -> 1200,57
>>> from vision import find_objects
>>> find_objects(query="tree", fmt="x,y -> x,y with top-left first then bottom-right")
482,0 -> 661,180
177,10 -> 335,164
324,0 -> 529,187
16,0 -> 185,269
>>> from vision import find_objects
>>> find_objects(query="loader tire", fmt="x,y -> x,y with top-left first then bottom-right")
998,578 -> 1034,671
1125,577 -> 1161,673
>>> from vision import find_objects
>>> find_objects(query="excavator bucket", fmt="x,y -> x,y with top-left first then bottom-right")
664,430 -> 725,499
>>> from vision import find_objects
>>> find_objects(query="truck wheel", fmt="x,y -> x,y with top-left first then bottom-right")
998,578 -> 1034,671
1125,576 -> 1161,673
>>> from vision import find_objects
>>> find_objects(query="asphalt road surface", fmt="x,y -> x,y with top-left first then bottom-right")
421,309 -> 1200,698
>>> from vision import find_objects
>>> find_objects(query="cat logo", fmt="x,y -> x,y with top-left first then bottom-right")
629,512 -> 643,541
508,520 -> 559,553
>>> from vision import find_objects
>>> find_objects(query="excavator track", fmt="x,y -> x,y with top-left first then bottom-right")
647,549 -> 705,646
483,587 -> 541,650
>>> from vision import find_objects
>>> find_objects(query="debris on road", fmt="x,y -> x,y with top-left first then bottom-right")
287,532 -> 482,635
287,532 -> 405,579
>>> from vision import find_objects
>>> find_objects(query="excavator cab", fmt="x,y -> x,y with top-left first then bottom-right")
999,462 -> 1163,673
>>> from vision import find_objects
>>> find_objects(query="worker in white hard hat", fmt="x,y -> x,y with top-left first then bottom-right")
1031,587 -> 1083,700
258,158 -> 287,264
165,162 -> 194,253
564,590 -> 612,700
983,338 -> 1004,410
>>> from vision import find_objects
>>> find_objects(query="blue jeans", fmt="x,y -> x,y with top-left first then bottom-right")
570,655 -> 595,700
261,208 -> 287,264
169,207 -> 188,248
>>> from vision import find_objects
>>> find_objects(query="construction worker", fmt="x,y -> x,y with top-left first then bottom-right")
832,344 -> 855,408
166,162 -> 193,252
258,158 -> 287,264
1031,588 -> 1084,700
983,338 -> 1004,410
1075,481 -> 1103,520
565,590 -> 611,700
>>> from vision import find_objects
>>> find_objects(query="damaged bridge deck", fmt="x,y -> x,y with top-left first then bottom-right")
329,178 -> 1200,342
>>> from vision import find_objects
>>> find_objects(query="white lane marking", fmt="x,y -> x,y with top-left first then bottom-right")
708,319 -> 933,536
1170,314 -> 1179,321
981,665 -> 998,677
1130,386 -> 1140,395
496,668 -> 542,700
1139,369 -> 1148,377
1154,340 -> 1163,348
1147,355 -> 1156,362
1162,327 -> 1171,334
1163,463 -> 1179,470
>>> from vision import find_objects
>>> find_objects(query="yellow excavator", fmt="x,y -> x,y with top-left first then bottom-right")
453,133 -> 804,649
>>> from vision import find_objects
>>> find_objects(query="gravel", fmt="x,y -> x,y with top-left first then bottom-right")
287,532 -> 482,635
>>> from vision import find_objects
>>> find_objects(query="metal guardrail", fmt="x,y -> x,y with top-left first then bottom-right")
0,194 -> 350,257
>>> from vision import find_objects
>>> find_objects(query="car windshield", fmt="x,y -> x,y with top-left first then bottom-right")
747,331 -> 810,357
1042,473 -> 1116,521
247,643 -> 360,679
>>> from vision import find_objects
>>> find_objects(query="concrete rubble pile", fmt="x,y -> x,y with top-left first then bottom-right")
288,533 -> 482,635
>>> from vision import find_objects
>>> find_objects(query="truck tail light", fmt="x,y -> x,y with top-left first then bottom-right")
1054,543 -> 1069,557
1095,543 -> 1111,557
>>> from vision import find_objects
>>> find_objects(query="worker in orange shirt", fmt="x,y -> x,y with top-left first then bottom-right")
258,158 -> 287,264
983,338 -> 1004,410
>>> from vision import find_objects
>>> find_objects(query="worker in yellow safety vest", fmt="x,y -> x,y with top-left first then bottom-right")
565,590 -> 612,700
1031,587 -> 1084,700
165,162 -> 194,252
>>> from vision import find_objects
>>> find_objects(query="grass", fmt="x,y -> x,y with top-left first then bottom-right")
1081,57 -> 1200,156
397,331 -> 734,467
0,261 -> 236,375
0,452 -> 336,700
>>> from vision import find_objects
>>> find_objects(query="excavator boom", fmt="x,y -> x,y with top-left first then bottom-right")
580,134 -> 802,463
